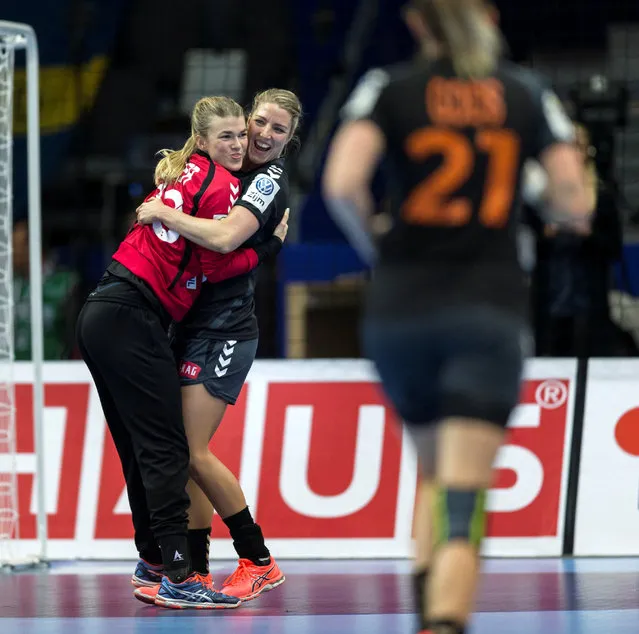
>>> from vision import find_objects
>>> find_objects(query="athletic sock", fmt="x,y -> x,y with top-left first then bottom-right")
158,534 -> 192,583
223,507 -> 271,566
413,568 -> 429,630
188,527 -> 211,575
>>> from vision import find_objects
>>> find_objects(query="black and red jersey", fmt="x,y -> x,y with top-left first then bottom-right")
111,151 -> 241,322
179,157 -> 289,341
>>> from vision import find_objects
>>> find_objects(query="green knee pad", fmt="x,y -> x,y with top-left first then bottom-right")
432,487 -> 487,548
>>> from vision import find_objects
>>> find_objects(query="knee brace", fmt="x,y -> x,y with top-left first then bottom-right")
432,487 -> 487,549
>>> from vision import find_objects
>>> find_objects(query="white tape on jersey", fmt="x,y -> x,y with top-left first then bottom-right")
341,68 -> 390,120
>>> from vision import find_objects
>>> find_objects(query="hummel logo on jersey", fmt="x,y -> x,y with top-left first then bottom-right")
215,340 -> 236,378
267,165 -> 283,180
228,183 -> 240,212
173,550 -> 184,562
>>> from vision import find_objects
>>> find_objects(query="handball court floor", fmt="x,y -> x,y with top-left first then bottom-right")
2,558 -> 639,634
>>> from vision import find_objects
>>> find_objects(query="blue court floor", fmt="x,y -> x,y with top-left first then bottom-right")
2,558 -> 639,633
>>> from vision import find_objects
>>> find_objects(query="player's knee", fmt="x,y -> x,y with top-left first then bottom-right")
188,449 -> 211,481
432,487 -> 487,549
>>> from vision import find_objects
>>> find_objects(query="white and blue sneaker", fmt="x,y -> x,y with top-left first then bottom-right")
154,572 -> 241,609
131,559 -> 164,588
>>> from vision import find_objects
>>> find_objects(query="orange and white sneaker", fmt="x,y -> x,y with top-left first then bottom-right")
221,558 -> 285,602
133,582 -> 161,605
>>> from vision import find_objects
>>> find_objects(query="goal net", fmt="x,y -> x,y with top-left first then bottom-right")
0,21 -> 46,570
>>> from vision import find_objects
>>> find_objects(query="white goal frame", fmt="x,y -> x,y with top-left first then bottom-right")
0,21 -> 46,567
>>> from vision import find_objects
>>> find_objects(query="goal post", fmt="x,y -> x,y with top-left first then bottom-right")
0,21 -> 46,568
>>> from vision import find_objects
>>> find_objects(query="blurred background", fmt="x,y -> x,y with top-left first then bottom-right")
5,0 -> 639,362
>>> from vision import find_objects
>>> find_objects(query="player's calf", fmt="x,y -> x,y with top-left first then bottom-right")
422,486 -> 487,634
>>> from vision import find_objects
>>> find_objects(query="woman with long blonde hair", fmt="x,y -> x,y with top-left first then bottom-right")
134,88 -> 303,604
77,95 -> 262,609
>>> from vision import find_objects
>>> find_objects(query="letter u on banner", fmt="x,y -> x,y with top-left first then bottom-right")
279,405 -> 385,518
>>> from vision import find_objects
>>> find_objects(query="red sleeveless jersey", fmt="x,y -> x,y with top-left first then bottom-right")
112,151 -> 241,321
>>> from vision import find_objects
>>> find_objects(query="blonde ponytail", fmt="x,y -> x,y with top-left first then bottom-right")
154,95 -> 245,185
155,136 -> 198,185
412,0 -> 502,78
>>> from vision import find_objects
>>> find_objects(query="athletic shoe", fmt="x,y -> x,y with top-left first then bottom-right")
154,572 -> 241,609
221,558 -> 285,601
134,572 -> 211,605
131,559 -> 164,588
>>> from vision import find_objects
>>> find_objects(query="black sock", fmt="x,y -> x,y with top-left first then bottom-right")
158,534 -> 192,583
223,507 -> 271,566
413,568 -> 429,630
427,620 -> 466,634
139,545 -> 163,567
188,528 -> 211,575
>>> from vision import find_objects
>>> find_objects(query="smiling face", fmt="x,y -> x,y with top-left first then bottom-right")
197,115 -> 248,172
245,103 -> 293,169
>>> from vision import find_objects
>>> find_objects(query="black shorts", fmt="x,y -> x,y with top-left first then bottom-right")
363,305 -> 528,427
174,337 -> 258,405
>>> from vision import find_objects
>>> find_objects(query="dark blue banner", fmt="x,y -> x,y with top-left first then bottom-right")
4,0 -> 128,219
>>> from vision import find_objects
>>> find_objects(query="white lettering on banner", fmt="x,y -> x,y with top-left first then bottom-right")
508,403 -> 541,429
279,405 -> 385,518
0,407 -> 66,514
8,359 -> 576,559
114,487 -> 131,515
74,383 -> 109,545
488,446 -> 544,513
487,403 -> 544,513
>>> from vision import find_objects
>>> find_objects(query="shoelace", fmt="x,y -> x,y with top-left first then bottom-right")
194,572 -> 213,588
224,560 -> 252,586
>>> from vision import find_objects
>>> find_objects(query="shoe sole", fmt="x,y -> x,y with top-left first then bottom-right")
133,589 -> 158,605
131,576 -> 162,588
154,595 -> 241,610
226,574 -> 286,602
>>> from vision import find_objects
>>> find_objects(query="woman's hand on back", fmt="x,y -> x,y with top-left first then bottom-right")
136,197 -> 170,226
273,208 -> 289,243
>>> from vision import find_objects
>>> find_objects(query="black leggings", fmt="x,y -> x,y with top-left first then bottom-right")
76,291 -> 190,555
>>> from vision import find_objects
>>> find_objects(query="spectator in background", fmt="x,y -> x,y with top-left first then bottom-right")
12,219 -> 81,360
528,124 -> 624,357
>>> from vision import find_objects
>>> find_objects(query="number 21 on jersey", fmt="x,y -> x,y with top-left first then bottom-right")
402,128 -> 520,228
